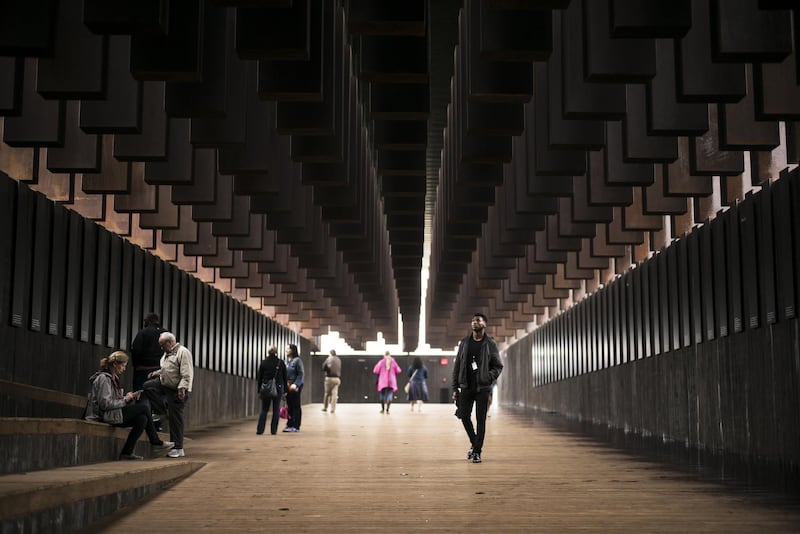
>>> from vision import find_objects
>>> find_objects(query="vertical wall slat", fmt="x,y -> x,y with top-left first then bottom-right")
185,273 -> 195,354
107,235 -> 122,348
677,236 -> 691,348
64,211 -> 83,340
739,195 -> 760,329
667,243 -> 681,350
10,185 -> 35,328
162,262 -> 173,334
152,258 -> 163,327
633,264 -> 643,359
142,251 -> 154,323
30,194 -> 52,333
119,241 -> 134,350
79,221 -> 98,343
641,263 -> 652,357
0,177 -> 16,330
757,182 -> 777,325
687,229 -> 703,344
130,246 -> 145,350
658,250 -> 670,352
727,203 -> 744,333
649,257 -> 661,356
712,216 -> 729,336
699,223 -> 715,341
772,175 -> 796,319
93,228 -> 110,345
48,205 -> 68,336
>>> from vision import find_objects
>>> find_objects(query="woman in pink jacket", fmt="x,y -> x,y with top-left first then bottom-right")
373,351 -> 401,414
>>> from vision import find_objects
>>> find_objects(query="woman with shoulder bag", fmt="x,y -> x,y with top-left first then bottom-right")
407,356 -> 429,412
256,346 -> 288,435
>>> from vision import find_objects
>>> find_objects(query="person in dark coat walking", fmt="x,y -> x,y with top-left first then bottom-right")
451,313 -> 503,464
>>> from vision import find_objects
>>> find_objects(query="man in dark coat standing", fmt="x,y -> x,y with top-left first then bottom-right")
451,313 -> 503,464
131,313 -> 166,392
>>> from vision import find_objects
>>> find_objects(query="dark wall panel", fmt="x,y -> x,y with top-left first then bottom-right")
48,206 -> 68,337
106,235 -> 122,348
129,246 -> 145,351
727,203 -> 744,333
79,220 -> 97,343
711,217 -> 729,337
10,185 -> 35,329
687,230 -> 702,344
633,267 -> 647,360
93,228 -> 110,345
118,241 -> 134,350
162,262 -> 173,334
739,195 -> 759,329
152,259 -> 163,328
757,184 -> 777,325
64,211 -> 83,340
677,236 -> 691,347
185,273 -> 195,357
657,249 -> 670,352
698,224 -> 715,341
648,257 -> 660,356
772,176 -> 795,320
142,251 -> 154,325
666,243 -> 680,350
30,194 -> 52,333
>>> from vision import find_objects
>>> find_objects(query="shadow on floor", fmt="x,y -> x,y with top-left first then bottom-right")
504,406 -> 800,499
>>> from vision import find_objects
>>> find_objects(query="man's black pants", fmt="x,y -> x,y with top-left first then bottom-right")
458,389 -> 490,454
142,378 -> 189,449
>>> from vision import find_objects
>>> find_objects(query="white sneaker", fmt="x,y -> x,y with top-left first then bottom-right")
167,448 -> 185,458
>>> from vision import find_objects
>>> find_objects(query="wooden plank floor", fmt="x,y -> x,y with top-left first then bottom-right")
88,403 -> 800,533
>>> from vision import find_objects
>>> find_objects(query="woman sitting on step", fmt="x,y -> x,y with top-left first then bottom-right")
85,351 -> 174,460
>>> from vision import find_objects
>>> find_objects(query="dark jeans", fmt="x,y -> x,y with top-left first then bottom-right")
286,384 -> 303,429
458,389 -> 490,454
142,378 -> 189,448
115,401 -> 161,455
257,388 -> 283,435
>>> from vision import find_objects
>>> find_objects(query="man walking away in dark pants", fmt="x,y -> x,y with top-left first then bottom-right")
451,313 -> 503,464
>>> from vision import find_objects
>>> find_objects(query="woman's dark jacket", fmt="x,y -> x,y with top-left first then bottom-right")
256,356 -> 288,393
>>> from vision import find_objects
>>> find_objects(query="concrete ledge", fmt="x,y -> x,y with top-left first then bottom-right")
0,460 -> 204,530
0,417 -> 130,438
0,418 -> 179,475
0,379 -> 87,410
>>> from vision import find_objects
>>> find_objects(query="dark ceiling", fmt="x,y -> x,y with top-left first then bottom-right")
1,0 -> 798,351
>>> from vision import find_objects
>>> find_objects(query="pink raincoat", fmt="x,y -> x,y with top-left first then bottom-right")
373,357 -> 401,392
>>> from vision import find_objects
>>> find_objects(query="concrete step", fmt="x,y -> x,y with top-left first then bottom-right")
0,418 -> 181,474
0,459 -> 204,532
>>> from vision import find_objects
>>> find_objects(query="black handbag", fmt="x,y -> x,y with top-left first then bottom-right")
260,377 -> 278,400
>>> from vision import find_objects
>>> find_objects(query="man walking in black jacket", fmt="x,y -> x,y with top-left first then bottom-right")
451,313 -> 503,464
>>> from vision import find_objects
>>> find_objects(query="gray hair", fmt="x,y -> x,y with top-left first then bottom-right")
159,332 -> 176,344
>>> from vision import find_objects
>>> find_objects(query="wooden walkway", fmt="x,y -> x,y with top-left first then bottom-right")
87,403 -> 800,533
